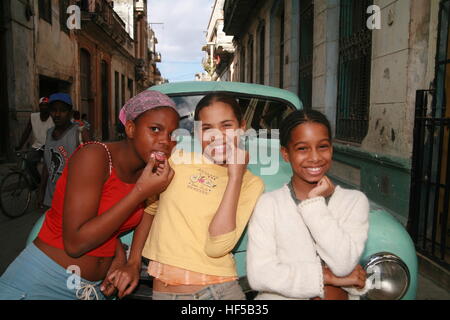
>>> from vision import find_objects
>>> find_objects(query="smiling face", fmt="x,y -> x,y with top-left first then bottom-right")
197,101 -> 245,164
127,107 -> 180,164
281,122 -> 333,185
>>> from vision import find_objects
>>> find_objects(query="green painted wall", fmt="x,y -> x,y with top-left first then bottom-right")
330,143 -> 412,225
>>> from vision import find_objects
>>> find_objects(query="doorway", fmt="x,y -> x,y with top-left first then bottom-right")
39,75 -> 71,97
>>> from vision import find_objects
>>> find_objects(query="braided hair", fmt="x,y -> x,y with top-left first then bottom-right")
280,110 -> 332,147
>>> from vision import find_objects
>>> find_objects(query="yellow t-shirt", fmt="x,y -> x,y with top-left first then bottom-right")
142,151 -> 265,277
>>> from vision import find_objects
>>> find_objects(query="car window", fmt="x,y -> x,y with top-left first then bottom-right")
170,96 -> 203,135
170,94 -> 296,137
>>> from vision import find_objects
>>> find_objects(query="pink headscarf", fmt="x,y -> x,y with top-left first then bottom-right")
119,90 -> 178,125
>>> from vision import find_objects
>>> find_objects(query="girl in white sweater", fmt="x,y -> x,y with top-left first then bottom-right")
247,110 -> 369,300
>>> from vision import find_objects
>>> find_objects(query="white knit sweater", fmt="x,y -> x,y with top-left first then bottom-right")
247,185 -> 369,300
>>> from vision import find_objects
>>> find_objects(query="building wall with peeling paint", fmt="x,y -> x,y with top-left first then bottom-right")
330,0 -> 439,223
1,0 -> 79,154
361,0 -> 435,158
219,0 -> 442,224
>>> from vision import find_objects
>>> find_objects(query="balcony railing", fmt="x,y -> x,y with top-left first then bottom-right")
80,0 -> 129,45
147,51 -> 161,63
155,52 -> 161,63
223,0 -> 255,36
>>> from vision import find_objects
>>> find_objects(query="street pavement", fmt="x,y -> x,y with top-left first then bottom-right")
0,202 -> 45,275
0,164 -> 448,299
0,162 -> 46,274
417,274 -> 450,300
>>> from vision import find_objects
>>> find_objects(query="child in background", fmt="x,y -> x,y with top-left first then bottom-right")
72,110 -> 91,143
40,93 -> 83,208
108,93 -> 265,300
81,113 -> 91,131
247,109 -> 369,300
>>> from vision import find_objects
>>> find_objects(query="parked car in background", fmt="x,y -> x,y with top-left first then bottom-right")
27,81 -> 418,300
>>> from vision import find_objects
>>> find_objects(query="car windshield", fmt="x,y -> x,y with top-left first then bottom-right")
170,93 -> 296,137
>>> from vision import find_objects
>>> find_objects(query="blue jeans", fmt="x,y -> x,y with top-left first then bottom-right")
0,243 -> 105,300
152,280 -> 246,300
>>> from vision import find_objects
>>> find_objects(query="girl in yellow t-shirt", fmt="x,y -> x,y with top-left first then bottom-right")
107,93 -> 264,300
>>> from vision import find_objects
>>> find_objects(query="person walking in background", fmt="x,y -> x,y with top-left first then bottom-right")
16,97 -> 54,187
81,113 -> 91,131
72,110 -> 83,127
72,110 -> 91,143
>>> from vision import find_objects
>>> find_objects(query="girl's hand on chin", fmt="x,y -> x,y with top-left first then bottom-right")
225,136 -> 249,179
308,176 -> 335,199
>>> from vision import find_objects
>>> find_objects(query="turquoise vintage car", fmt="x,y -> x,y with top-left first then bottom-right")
27,81 -> 417,300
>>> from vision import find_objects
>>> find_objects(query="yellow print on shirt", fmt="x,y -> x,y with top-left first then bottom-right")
187,169 -> 218,195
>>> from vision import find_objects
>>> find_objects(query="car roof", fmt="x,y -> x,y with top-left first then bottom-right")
150,81 -> 303,110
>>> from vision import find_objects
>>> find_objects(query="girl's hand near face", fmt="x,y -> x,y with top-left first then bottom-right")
134,157 -> 174,202
308,176 -> 335,199
226,135 -> 249,179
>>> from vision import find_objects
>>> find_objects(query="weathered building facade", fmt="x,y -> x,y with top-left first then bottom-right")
217,0 -> 450,270
0,0 -> 164,157
202,0 -> 235,81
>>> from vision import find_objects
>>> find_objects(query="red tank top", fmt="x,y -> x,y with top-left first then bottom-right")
38,142 -> 144,257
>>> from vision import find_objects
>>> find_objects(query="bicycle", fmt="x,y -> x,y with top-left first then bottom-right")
0,150 -> 41,218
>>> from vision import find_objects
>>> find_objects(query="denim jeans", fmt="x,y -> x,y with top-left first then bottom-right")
152,280 -> 246,300
0,243 -> 105,300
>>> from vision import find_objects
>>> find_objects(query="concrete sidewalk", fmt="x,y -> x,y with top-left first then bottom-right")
417,274 -> 450,300
416,253 -> 450,299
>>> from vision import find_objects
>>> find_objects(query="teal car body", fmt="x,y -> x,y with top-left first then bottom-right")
27,81 -> 417,299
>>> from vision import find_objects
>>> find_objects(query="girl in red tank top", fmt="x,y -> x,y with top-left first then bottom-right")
0,91 -> 180,300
